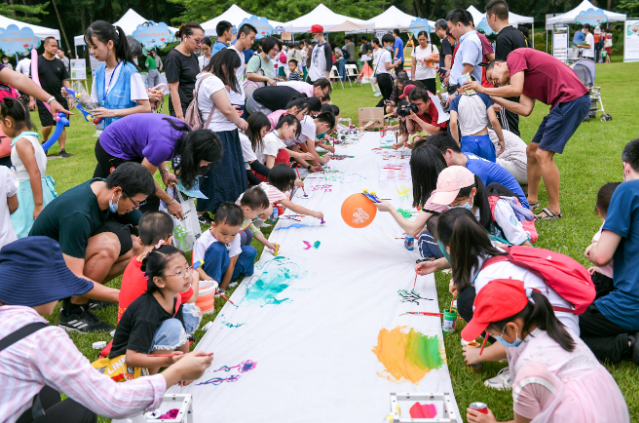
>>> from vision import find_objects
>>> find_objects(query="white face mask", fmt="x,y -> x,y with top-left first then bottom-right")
2,59 -> 7,64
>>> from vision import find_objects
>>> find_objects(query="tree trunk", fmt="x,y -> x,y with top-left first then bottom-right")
428,0 -> 443,20
412,0 -> 422,19
525,0 -> 541,17
607,0 -> 613,11
50,0 -> 72,54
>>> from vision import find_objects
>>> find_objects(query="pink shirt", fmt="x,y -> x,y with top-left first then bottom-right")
267,110 -> 287,131
0,306 -> 167,422
593,223 -> 614,278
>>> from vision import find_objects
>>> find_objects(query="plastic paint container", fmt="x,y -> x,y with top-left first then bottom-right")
465,341 -> 483,372
196,280 -> 218,314
442,310 -> 457,333
469,402 -> 488,414
404,235 -> 415,251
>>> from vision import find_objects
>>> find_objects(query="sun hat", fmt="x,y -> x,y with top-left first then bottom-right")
461,279 -> 530,342
399,84 -> 416,99
310,24 -> 324,34
0,237 -> 94,307
430,166 -> 475,206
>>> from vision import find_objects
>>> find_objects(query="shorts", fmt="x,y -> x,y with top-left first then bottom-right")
92,220 -> 135,257
149,304 -> 201,352
530,94 -> 590,154
37,98 -> 69,127
461,133 -> 496,162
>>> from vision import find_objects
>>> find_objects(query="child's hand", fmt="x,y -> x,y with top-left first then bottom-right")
467,407 -> 497,423
313,211 -> 324,220
497,139 -> 505,156
33,204 -> 45,220
392,142 -> 402,150
462,345 -> 483,365
415,260 -> 440,276
588,266 -> 596,275
267,242 -> 278,251
294,179 -> 304,188
449,278 -> 458,296
310,165 -> 323,173
325,145 -> 335,154
374,201 -> 394,213
300,152 -> 314,161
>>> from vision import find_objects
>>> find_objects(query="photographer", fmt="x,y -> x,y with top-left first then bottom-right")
405,87 -> 449,136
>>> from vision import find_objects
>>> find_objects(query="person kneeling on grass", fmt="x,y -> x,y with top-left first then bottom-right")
267,163 -> 324,221
236,186 -> 278,253
194,203 -> 257,299
464,279 -> 629,423
0,237 -> 212,423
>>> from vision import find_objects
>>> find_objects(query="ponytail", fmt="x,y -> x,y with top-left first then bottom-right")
275,114 -> 301,138
84,21 -> 134,66
455,175 -> 493,232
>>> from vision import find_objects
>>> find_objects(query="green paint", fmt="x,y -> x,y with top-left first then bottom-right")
406,329 -> 444,371
243,257 -> 307,307
313,241 -> 321,249
223,322 -> 245,328
397,208 -> 413,219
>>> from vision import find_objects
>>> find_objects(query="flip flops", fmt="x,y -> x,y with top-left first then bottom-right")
535,208 -> 563,221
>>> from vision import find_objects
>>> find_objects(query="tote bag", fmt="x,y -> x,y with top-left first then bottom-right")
160,187 -> 201,253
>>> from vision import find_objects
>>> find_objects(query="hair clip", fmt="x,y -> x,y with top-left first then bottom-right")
142,271 -> 149,281
155,240 -> 165,249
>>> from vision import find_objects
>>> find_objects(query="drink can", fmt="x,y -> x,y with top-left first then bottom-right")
465,341 -> 483,372
276,204 -> 284,216
469,402 -> 488,414
458,73 -> 476,96
269,207 -> 279,223
404,235 -> 415,251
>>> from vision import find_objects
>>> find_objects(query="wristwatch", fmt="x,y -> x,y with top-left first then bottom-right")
160,169 -> 169,175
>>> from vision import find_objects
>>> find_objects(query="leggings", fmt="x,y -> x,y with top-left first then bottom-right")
375,73 -> 393,108
17,386 -> 96,423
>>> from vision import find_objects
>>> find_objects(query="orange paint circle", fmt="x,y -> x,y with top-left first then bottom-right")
341,193 -> 377,228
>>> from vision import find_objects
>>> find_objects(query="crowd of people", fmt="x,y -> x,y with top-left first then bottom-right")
0,2 -> 634,422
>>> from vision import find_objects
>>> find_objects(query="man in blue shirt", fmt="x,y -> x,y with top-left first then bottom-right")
392,29 -> 404,73
446,9 -> 482,88
212,20 -> 232,56
426,132 -> 529,208
583,138 -> 639,364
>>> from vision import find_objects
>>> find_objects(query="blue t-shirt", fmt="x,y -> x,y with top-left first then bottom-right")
394,37 -> 404,62
212,41 -> 227,57
464,153 -> 529,208
596,180 -> 639,330
573,30 -> 585,45
243,49 -> 255,64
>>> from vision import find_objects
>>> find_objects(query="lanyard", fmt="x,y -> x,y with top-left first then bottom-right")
102,60 -> 122,104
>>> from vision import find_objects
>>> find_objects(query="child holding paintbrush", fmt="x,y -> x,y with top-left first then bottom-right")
268,164 -> 323,221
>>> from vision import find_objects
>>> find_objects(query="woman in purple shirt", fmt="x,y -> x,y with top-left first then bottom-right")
93,113 -> 223,218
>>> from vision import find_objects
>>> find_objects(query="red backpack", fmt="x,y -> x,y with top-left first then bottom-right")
488,196 -> 539,243
481,246 -> 595,315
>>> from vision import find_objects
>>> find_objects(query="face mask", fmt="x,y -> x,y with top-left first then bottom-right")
133,57 -> 138,65
494,326 -> 522,348
386,46 -> 392,51
317,132 -> 327,139
152,53 -> 156,56
437,240 -> 452,263
109,191 -> 121,213
2,60 -> 7,64
449,196 -> 474,211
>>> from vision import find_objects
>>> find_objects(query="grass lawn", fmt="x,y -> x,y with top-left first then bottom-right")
38,60 -> 639,422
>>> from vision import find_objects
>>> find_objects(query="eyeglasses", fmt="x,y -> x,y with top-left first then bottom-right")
124,192 -> 146,209
188,36 -> 204,45
165,266 -> 194,278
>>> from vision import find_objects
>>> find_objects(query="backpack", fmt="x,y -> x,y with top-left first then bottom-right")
184,74 -> 216,131
487,195 -> 539,243
481,246 -> 596,315
342,47 -> 350,60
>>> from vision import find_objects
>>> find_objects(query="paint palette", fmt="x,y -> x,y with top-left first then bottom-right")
388,393 -> 459,423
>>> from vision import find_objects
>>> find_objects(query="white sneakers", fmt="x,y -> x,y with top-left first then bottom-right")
484,367 -> 512,390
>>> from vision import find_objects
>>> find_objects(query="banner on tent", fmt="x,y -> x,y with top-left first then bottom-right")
240,16 -> 273,40
0,25 -> 40,56
553,27 -> 569,63
408,18 -> 431,37
624,20 -> 639,62
575,8 -> 609,26
132,21 -> 175,51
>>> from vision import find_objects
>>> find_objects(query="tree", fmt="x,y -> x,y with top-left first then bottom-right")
0,2 -> 49,24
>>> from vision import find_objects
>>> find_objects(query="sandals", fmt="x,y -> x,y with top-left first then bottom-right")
529,202 -> 540,211
535,208 -> 563,221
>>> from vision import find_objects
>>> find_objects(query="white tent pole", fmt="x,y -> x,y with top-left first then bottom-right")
532,23 -> 535,48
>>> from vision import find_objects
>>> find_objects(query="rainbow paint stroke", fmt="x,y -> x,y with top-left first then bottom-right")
242,256 -> 306,306
372,326 -> 444,384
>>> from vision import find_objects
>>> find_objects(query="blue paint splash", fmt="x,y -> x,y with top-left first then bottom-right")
275,223 -> 321,231
243,257 -> 307,306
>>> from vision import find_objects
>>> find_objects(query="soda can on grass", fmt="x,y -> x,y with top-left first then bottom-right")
469,402 -> 488,414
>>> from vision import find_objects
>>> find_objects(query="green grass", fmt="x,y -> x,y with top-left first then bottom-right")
39,62 -> 639,421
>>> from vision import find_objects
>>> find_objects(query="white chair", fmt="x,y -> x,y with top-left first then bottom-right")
329,65 -> 345,89
344,64 -> 361,87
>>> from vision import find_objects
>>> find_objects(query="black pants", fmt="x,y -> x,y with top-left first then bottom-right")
416,78 -> 437,95
375,73 -> 393,108
17,386 -> 96,423
496,101 -> 521,137
579,303 -> 634,363
93,139 -> 160,213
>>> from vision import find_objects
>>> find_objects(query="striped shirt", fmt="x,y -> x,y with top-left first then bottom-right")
0,306 -> 167,422
287,71 -> 302,81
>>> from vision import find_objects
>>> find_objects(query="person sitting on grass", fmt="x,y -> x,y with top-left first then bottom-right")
287,59 -> 302,81
0,237 -> 213,423
463,279 -> 629,423
448,82 -> 505,163
194,203 -> 257,299
267,164 -> 324,221
236,186 -> 278,253
583,139 -> 639,365
109,245 -> 203,386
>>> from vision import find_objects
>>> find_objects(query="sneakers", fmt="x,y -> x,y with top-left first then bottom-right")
59,306 -> 113,333
87,299 -> 116,310
373,91 -> 382,97
198,213 -> 213,225
484,367 -> 512,390
630,333 -> 639,364
228,281 -> 239,288
215,288 -> 227,298
58,149 -> 71,158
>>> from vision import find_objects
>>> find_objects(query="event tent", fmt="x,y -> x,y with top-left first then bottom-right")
282,4 -> 366,33
466,5 -> 535,44
362,6 -> 436,32
73,9 -> 179,47
200,5 -> 283,37
0,14 -> 60,40
326,20 -> 376,33
546,0 -> 626,25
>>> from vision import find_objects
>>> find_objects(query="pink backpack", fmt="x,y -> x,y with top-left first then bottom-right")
481,246 -> 596,315
488,196 -> 539,243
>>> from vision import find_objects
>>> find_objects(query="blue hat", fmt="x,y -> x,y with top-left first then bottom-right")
0,237 -> 94,307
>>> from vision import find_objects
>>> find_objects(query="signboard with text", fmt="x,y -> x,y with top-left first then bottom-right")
0,25 -> 41,56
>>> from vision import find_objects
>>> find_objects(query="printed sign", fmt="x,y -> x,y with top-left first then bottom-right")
70,58 -> 86,80
0,25 -> 41,56
239,16 -> 272,40
575,8 -> 609,26
131,21 -> 175,51
624,20 -> 639,62
553,27 -> 569,63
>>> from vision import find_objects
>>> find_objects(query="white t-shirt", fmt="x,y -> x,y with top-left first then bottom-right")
293,115 -> 317,146
255,131 -> 286,164
375,49 -> 392,75
193,228 -> 242,267
229,46 -> 246,105
239,132 -> 257,164
413,44 -> 439,80
197,73 -> 237,132
308,42 -> 328,82
15,58 -> 30,76
90,65 -> 148,103
0,166 -> 18,249
582,33 -> 595,58
199,54 -> 211,71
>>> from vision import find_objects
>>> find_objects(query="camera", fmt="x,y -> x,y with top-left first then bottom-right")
397,103 -> 419,118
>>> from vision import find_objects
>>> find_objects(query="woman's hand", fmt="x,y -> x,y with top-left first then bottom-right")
294,179 -> 304,188
415,260 -> 441,276
49,99 -> 72,116
166,351 -> 214,382
324,145 -> 335,154
266,78 -> 277,86
300,152 -> 314,161
178,380 -> 194,387
90,107 -> 117,119
467,407 -> 497,423
313,211 -> 324,220
33,204 -> 44,220
60,87 -> 69,98
162,171 -> 178,188
374,200 -> 394,213
167,200 -> 184,219
237,118 -> 248,132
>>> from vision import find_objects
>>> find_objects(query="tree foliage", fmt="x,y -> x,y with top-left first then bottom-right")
0,2 -> 49,24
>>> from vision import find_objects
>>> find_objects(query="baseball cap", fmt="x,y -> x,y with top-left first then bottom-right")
310,25 -> 324,34
399,84 -> 416,99
461,279 -> 530,342
430,166 -> 475,205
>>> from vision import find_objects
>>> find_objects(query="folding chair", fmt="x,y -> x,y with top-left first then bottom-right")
345,64 -> 361,87
329,65 -> 345,89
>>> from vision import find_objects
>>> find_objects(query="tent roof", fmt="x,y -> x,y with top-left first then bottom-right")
282,4 -> 366,33
74,9 -> 179,46
466,5 -> 534,30
326,20 -> 376,33
0,14 -> 60,41
201,5 -> 283,37
362,6 -> 436,32
547,0 -> 626,25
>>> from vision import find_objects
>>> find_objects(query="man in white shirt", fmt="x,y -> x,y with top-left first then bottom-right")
577,24 -> 595,60
229,23 -> 257,117
15,56 -> 30,77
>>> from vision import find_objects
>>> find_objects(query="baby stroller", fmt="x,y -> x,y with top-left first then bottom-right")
570,59 -> 612,122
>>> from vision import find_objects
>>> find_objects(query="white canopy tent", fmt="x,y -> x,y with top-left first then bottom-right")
466,5 -> 535,46
73,9 -> 179,47
362,6 -> 436,32
0,14 -> 60,40
282,4 -> 366,33
200,5 -> 283,37
547,0 -> 626,25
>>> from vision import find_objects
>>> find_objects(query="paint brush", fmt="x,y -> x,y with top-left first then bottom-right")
401,311 -> 444,317
218,291 -> 238,308
295,167 -> 308,197
479,332 -> 488,356
148,352 -> 215,358
449,293 -> 457,313
413,270 -> 418,288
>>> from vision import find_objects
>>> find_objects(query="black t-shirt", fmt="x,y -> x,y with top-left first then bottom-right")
495,26 -> 527,61
165,48 -> 200,116
29,178 -> 141,258
253,86 -> 301,112
439,38 -> 453,70
37,55 -> 69,104
110,293 -> 185,357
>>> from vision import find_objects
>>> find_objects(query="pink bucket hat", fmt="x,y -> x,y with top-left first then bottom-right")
430,166 -> 475,205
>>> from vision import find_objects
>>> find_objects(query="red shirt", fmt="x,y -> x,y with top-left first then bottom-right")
118,258 -> 193,321
415,98 -> 447,132
507,49 -> 589,108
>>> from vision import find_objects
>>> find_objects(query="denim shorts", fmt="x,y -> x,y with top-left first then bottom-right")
531,94 -> 590,154
149,303 -> 201,352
